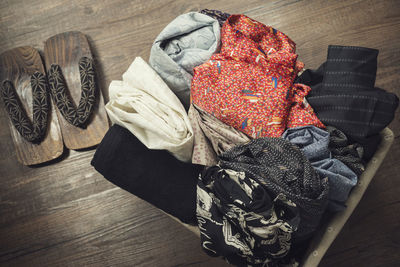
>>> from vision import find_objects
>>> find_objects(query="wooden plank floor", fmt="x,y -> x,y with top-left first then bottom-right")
0,0 -> 399,266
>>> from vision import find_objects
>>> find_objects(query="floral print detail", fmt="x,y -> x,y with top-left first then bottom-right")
0,72 -> 49,143
47,57 -> 96,128
191,14 -> 324,138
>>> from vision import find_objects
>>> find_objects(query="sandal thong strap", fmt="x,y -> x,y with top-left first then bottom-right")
0,72 -> 49,143
47,57 -> 96,128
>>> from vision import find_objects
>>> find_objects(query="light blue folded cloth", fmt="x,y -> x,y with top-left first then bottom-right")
282,126 -> 358,211
149,12 -> 220,109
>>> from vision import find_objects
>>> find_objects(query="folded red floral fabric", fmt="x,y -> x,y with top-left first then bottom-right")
191,14 -> 324,138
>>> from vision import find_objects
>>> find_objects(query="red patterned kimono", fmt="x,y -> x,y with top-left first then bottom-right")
191,14 -> 324,138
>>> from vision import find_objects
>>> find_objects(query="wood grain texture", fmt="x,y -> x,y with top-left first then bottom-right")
44,31 -> 109,150
0,46 -> 63,165
0,0 -> 399,266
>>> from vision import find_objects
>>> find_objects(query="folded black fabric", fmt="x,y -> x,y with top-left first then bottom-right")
219,138 -> 329,242
326,126 -> 366,176
297,45 -> 399,141
91,124 -> 202,224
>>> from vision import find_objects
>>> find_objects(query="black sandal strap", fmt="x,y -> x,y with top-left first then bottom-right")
47,57 -> 96,128
77,57 -> 96,126
0,72 -> 49,143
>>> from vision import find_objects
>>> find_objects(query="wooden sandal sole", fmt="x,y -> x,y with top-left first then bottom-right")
44,31 -> 109,150
0,46 -> 64,165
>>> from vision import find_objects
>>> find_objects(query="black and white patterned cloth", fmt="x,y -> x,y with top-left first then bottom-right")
326,126 -> 366,176
47,57 -> 96,128
1,72 -> 49,143
197,165 -> 300,266
219,138 -> 329,241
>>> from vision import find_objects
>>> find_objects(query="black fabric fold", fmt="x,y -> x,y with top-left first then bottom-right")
91,124 -> 201,224
218,137 -> 329,242
296,45 -> 398,159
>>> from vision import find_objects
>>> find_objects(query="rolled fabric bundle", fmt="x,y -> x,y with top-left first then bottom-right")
326,126 -> 365,176
219,138 -> 329,241
91,124 -> 202,224
282,126 -> 358,211
200,9 -> 230,27
191,14 -> 324,138
189,104 -> 250,166
197,166 -> 300,266
149,12 -> 220,108
105,57 -> 194,162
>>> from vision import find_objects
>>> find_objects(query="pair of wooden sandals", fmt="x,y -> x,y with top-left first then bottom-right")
0,32 -> 109,165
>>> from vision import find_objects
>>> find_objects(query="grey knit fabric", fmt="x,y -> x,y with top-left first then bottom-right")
149,12 -> 220,109
219,137 -> 329,241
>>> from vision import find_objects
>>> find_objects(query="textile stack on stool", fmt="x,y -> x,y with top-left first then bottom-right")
90,9 -> 398,267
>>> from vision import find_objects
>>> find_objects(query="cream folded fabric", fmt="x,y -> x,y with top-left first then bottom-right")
105,57 -> 194,162
189,104 -> 250,166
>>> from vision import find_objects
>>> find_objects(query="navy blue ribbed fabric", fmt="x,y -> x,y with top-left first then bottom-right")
296,45 -> 398,159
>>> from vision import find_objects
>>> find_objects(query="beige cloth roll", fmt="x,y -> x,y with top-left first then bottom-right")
189,104 -> 250,166
105,57 -> 193,162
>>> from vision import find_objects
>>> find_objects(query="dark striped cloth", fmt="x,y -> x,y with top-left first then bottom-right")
296,45 -> 398,141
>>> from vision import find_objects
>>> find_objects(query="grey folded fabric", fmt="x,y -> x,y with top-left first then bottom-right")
282,126 -> 358,211
149,12 -> 220,109
189,104 -> 250,166
219,138 -> 329,241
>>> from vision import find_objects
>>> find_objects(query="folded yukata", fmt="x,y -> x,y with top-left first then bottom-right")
106,57 -> 194,162
149,12 -> 220,108
297,45 -> 399,140
91,124 -> 201,224
189,104 -> 250,166
219,137 -> 329,241
191,14 -> 324,138
197,166 -> 299,266
282,126 -> 358,211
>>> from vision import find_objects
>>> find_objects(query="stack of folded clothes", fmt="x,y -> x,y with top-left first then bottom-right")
91,9 -> 399,266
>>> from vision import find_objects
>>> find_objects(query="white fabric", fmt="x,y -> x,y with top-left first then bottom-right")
105,57 -> 194,162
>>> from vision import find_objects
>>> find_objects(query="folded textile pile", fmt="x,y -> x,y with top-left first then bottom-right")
189,103 -> 250,166
282,126 -> 358,211
197,166 -> 299,266
149,12 -> 220,108
105,57 -> 194,162
191,14 -> 324,138
90,9 -> 399,267
219,137 -> 329,240
91,124 -> 201,224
